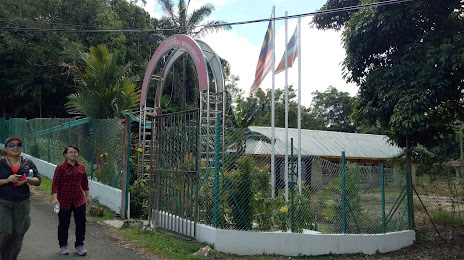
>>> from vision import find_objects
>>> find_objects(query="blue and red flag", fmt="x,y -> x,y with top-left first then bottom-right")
250,20 -> 273,94
275,24 -> 298,75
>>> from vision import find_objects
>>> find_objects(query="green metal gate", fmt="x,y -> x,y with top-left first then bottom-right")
149,109 -> 199,238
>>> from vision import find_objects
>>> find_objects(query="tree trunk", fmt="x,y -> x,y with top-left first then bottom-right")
405,136 -> 415,230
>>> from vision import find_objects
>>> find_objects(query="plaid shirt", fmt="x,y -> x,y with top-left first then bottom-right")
52,161 -> 89,210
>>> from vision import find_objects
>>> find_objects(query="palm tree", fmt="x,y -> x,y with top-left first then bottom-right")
157,0 -> 231,110
63,44 -> 140,119
158,0 -> 231,37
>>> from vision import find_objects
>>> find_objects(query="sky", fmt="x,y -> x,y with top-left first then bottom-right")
138,0 -> 358,108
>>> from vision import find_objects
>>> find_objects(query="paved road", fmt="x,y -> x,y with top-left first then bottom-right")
17,188 -> 156,260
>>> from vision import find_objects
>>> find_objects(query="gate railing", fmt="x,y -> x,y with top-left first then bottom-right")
149,109 -> 199,237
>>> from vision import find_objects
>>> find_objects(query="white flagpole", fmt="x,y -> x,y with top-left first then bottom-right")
271,6 -> 276,198
297,18 -> 302,193
284,11 -> 289,202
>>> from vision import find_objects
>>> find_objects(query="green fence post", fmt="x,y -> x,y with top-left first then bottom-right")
35,119 -> 38,157
381,163 -> 386,233
214,116 -> 221,228
126,118 -> 131,218
90,120 -> 95,179
48,118 -> 51,162
290,138 -> 294,232
342,151 -> 346,234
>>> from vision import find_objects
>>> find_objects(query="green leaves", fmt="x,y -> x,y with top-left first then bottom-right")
64,44 -> 140,119
315,0 -> 464,148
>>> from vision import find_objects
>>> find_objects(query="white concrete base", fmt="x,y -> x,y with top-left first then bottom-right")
152,210 -> 195,237
195,224 -> 415,256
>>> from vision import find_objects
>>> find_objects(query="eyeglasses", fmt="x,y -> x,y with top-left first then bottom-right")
66,151 -> 79,154
6,143 -> 23,148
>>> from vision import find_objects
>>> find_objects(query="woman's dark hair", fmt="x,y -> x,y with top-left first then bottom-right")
63,145 -> 80,155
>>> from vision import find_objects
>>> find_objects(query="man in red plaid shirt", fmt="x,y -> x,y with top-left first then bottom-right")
52,145 -> 91,256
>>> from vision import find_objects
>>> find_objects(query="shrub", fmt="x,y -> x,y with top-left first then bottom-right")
225,156 -> 254,230
130,179 -> 149,218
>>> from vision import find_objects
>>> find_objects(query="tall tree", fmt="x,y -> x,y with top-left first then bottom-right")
311,86 -> 356,132
313,0 -> 464,148
238,87 -> 325,130
63,45 -> 140,119
0,0 -> 158,118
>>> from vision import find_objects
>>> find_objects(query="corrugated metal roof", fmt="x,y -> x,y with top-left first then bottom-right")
246,127 -> 402,159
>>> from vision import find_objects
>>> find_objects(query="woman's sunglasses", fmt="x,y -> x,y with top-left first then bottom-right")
6,143 -> 23,148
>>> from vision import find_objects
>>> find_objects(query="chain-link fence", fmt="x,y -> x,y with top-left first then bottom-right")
0,117 -> 125,188
195,119 -> 410,234
413,165 -> 464,238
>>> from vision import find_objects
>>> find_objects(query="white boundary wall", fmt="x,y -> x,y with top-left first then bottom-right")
195,224 -> 415,256
21,153 -> 124,213
151,209 -> 415,256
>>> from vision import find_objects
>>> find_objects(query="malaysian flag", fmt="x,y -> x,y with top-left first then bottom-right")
275,24 -> 298,74
250,19 -> 273,94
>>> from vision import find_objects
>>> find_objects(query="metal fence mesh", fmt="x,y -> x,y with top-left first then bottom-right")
196,122 -> 410,234
1,117 -> 125,188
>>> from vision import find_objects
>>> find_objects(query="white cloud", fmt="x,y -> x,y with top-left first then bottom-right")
138,0 -> 162,18
188,0 -> 229,10
203,16 -> 358,107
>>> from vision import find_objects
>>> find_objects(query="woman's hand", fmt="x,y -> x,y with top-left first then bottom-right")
7,174 -> 19,183
52,198 -> 60,207
17,174 -> 27,186
86,195 -> 92,206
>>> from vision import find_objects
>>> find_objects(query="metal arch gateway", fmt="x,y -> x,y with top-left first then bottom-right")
138,34 -> 225,238
139,34 -> 225,109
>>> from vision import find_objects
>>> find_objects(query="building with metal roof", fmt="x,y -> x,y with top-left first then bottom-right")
247,126 -> 402,164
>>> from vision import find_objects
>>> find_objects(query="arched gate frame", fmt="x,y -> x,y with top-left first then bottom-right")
138,34 -> 225,237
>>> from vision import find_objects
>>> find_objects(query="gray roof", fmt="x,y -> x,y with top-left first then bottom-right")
246,127 -> 402,159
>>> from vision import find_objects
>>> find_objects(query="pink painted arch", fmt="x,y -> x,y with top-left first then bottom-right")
140,34 -> 208,107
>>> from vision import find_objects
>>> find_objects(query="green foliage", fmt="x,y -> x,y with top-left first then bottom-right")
254,184 -> 314,233
429,207 -> 464,227
24,136 -> 91,173
225,156 -> 254,230
228,86 -> 326,130
35,174 -> 52,195
197,182 -> 228,228
120,226 -> 209,260
157,0 -> 231,38
314,0 -> 464,148
225,95 -> 270,157
129,179 -> 149,218
316,164 -> 363,233
64,44 -> 140,119
311,86 -> 356,132
0,0 -> 158,118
